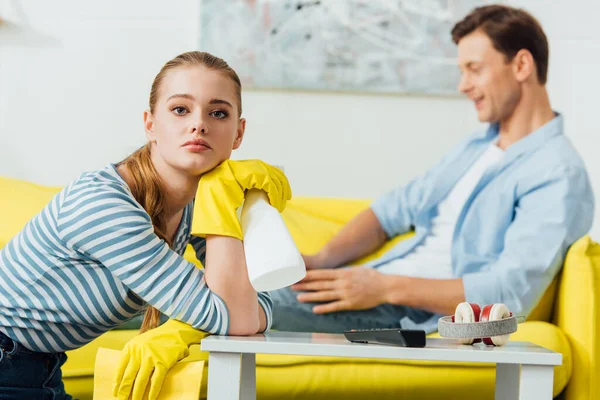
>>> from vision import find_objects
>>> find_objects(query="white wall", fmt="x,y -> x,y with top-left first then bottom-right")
0,0 -> 598,239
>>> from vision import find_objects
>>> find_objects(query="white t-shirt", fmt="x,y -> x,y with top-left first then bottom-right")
377,143 -> 505,279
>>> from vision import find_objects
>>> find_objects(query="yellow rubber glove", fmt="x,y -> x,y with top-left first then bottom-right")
113,319 -> 209,400
191,159 -> 292,239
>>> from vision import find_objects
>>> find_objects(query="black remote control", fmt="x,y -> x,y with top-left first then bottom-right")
343,328 -> 426,348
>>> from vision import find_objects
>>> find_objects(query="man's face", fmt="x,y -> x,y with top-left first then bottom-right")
457,30 -> 521,123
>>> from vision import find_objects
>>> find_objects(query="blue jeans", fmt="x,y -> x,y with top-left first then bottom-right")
0,331 -> 73,399
270,286 -> 433,333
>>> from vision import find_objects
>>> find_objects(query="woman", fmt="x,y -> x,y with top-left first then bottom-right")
0,51 -> 290,399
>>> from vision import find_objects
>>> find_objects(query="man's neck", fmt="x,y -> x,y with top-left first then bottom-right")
497,86 -> 555,150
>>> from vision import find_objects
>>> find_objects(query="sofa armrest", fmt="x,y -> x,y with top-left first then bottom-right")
552,236 -> 600,400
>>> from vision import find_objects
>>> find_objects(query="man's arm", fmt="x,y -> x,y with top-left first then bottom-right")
306,208 -> 387,269
308,162 -> 451,270
461,165 -> 595,317
384,277 -> 465,316
297,164 -> 594,318
387,166 -> 594,318
294,269 -> 464,316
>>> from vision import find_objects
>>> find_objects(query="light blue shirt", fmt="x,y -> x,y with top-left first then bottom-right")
369,113 -> 595,332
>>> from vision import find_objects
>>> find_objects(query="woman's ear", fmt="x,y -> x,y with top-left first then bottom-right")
232,118 -> 246,150
144,110 -> 156,143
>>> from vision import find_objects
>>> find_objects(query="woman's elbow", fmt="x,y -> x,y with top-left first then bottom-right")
227,320 -> 261,336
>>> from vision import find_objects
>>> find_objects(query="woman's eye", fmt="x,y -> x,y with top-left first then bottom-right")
172,106 -> 188,115
210,110 -> 228,119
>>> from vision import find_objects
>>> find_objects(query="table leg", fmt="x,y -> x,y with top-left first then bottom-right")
518,364 -> 554,399
495,363 -> 554,400
495,363 -> 519,400
207,352 -> 242,400
240,353 -> 256,400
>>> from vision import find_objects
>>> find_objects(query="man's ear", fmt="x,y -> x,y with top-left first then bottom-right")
143,110 -> 156,142
232,118 -> 246,150
512,49 -> 535,83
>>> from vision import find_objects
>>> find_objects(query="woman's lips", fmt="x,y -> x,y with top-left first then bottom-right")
183,143 -> 211,152
183,139 -> 211,152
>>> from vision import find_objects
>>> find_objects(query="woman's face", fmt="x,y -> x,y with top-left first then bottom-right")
144,66 -> 245,176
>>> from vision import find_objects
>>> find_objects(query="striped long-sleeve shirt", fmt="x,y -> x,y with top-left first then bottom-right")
0,164 -> 273,352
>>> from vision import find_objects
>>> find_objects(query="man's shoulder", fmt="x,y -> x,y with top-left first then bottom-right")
526,134 -> 588,175
510,136 -> 593,203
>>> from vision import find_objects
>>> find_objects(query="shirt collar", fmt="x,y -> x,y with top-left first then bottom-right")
475,112 -> 564,158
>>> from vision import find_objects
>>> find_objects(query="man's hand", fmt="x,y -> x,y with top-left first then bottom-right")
291,268 -> 388,314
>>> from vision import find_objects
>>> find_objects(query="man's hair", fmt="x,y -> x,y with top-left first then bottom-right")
451,5 -> 549,84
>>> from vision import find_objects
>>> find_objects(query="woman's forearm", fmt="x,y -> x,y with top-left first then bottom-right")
203,235 -> 261,335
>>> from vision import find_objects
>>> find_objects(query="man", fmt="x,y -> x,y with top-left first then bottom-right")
270,4 -> 595,334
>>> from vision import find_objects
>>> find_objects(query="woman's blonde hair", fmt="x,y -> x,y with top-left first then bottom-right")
120,51 -> 242,333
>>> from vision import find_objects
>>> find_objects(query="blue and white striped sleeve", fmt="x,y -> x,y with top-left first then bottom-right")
189,235 -> 273,331
257,291 -> 273,332
56,185 -> 230,334
189,235 -> 206,267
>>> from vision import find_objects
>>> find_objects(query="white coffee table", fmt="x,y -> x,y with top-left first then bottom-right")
201,331 -> 561,400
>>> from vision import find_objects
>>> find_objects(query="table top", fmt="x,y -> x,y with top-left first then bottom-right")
200,331 -> 562,366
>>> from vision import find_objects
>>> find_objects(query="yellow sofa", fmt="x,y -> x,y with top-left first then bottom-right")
1,176 -> 599,399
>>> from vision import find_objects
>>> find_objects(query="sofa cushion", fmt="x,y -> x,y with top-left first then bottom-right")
528,276 -> 559,322
0,176 -> 61,247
